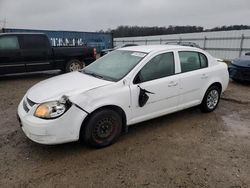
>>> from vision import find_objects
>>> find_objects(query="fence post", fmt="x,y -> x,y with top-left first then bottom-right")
160,38 -> 162,44
111,32 -> 114,48
179,37 -> 182,43
145,39 -> 148,45
203,36 -> 207,50
239,34 -> 244,57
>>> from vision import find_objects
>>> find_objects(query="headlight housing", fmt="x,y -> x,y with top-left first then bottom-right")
34,96 -> 71,119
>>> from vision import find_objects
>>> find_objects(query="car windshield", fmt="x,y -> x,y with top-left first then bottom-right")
83,50 -> 147,81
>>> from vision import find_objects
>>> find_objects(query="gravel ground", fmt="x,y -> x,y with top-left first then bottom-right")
0,72 -> 250,188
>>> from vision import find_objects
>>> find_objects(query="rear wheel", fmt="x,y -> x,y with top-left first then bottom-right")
65,59 -> 85,72
200,86 -> 221,112
81,109 -> 122,148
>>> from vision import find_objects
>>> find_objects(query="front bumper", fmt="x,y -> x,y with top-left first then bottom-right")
17,98 -> 88,145
228,65 -> 250,81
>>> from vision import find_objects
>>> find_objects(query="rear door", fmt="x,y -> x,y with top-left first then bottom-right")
19,34 -> 52,72
177,51 -> 209,108
0,35 -> 24,74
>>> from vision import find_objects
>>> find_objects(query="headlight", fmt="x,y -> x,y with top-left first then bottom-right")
34,96 -> 71,119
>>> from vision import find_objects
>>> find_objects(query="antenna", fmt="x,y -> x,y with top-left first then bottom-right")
0,17 -> 7,29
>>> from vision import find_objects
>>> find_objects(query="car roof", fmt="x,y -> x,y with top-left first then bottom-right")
0,32 -> 46,36
118,45 -> 199,53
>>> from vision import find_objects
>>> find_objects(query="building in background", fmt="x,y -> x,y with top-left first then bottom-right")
1,28 -> 113,52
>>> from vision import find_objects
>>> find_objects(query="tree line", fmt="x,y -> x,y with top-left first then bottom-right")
100,25 -> 250,38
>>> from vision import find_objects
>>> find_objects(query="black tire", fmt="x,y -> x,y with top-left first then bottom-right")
65,59 -> 85,72
81,109 -> 122,148
200,86 -> 221,113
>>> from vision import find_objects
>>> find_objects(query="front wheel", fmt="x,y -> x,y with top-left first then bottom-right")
200,86 -> 221,113
65,59 -> 85,72
81,109 -> 122,148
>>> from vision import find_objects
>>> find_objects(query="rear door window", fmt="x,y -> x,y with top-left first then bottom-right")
199,53 -> 208,68
179,51 -> 208,73
20,35 -> 49,50
0,36 -> 20,50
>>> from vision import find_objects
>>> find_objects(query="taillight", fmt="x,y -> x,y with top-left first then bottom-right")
93,48 -> 97,59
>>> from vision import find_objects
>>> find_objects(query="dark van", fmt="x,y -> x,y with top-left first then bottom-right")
0,33 -> 96,75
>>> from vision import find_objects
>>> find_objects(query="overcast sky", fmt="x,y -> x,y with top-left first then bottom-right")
0,0 -> 249,32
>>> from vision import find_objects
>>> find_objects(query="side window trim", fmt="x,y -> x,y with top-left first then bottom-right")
198,53 -> 202,68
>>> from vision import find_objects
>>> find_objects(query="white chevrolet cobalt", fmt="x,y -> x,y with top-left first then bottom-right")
17,45 -> 229,148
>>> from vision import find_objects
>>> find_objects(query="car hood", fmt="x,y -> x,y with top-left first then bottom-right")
232,56 -> 250,68
26,72 -> 113,103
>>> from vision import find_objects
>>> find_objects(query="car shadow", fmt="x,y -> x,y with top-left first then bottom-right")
24,106 -> 201,157
122,106 -> 201,136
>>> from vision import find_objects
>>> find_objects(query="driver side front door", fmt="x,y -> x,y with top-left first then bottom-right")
128,52 -> 181,125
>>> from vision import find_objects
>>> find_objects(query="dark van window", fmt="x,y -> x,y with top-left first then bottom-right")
20,35 -> 49,49
135,52 -> 175,83
179,51 -> 208,73
0,36 -> 20,50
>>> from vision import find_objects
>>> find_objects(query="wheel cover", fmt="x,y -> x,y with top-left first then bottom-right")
93,117 -> 116,142
206,89 -> 219,110
69,62 -> 81,72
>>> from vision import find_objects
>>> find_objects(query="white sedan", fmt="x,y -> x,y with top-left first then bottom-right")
17,45 -> 229,148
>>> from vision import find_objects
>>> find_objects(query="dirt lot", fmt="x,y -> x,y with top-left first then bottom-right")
0,72 -> 250,188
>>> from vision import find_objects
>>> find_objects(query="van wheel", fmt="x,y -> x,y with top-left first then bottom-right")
200,86 -> 221,113
65,59 -> 85,72
82,109 -> 122,148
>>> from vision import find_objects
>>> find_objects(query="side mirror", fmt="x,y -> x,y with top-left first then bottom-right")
138,86 -> 154,107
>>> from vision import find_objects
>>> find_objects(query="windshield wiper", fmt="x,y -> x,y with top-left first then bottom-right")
82,70 -> 104,79
82,70 -> 117,82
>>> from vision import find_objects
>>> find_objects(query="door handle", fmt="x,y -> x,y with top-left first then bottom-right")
201,74 -> 208,79
168,81 -> 178,87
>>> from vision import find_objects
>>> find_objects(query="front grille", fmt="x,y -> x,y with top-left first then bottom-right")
26,97 -> 36,107
229,66 -> 250,81
23,97 -> 36,113
23,100 -> 29,112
